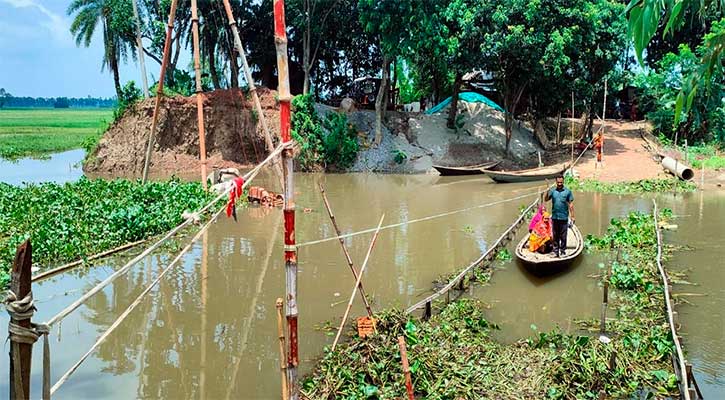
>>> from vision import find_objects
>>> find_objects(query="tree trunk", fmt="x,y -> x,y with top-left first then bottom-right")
110,49 -> 122,100
204,30 -> 221,89
447,72 -> 462,129
230,51 -> 239,88
374,55 -> 391,146
391,59 -> 397,106
432,73 -> 440,105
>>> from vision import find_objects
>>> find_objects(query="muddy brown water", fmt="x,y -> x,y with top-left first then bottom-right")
1,173 -> 723,398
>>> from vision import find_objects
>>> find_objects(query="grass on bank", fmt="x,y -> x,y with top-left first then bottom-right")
0,108 -> 112,160
0,177 -> 217,287
566,175 -> 697,194
302,210 -> 680,399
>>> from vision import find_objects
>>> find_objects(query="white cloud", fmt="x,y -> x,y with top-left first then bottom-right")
1,0 -> 72,45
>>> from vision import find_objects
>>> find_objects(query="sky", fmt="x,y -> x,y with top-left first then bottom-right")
0,0 -> 144,98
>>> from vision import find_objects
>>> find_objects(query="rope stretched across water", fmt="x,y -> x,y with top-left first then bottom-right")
44,141 -> 290,328
296,189 -> 543,248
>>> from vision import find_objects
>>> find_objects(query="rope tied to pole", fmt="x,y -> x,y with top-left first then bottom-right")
5,290 -> 52,399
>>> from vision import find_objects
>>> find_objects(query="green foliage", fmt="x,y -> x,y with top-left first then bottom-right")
566,176 -> 696,194
686,143 -> 725,168
587,211 -> 661,249
392,149 -> 408,164
609,260 -> 645,290
496,248 -> 512,262
113,81 -> 142,121
633,42 -> 725,143
291,94 -> 360,171
0,108 -> 112,160
0,88 -> 11,108
0,178 -> 216,287
303,299 -> 553,399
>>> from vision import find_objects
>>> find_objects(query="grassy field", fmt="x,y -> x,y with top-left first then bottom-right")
0,108 -> 113,160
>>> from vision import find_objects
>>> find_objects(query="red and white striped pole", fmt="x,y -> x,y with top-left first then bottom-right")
273,1 -> 298,398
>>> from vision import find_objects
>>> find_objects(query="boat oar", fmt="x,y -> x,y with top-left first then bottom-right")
331,214 -> 385,352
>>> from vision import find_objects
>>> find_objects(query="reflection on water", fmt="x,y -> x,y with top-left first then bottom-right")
0,149 -> 85,185
0,174 -> 722,398
659,191 -> 725,398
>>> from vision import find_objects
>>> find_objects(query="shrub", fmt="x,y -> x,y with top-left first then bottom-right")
113,81 -> 142,121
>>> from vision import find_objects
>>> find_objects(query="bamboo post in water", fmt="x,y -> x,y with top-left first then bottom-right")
571,92 -> 575,166
142,0 -> 179,183
319,183 -> 374,317
271,1 -> 298,397
221,0 -> 284,188
276,299 -> 289,400
397,336 -> 415,400
190,0 -> 208,189
331,215 -> 385,351
8,240 -> 33,400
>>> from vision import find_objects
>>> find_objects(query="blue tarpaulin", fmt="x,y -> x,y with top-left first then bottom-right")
425,92 -> 504,114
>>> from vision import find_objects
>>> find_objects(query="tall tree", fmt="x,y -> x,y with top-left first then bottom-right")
359,0 -> 413,145
68,0 -> 136,99
0,88 -> 11,108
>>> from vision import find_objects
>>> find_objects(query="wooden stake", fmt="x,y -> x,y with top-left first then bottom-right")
319,183 -> 373,317
331,215 -> 385,351
600,263 -> 610,334
397,336 -> 415,400
276,299 -> 289,400
556,112 -> 561,145
191,0 -> 208,190
9,240 -> 33,400
142,0 -> 179,183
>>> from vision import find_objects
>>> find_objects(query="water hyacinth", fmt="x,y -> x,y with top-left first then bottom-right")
0,177 -> 217,286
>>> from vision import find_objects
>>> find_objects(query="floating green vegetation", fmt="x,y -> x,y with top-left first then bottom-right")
303,210 -> 681,399
302,300 -> 555,399
565,176 -> 696,194
0,177 -> 216,286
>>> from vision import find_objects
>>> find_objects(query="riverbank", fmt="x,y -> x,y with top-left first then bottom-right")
0,108 -> 111,160
302,209 -> 681,399
0,177 -> 216,286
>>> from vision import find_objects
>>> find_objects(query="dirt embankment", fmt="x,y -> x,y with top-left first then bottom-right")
84,89 -> 279,177
87,90 -> 545,177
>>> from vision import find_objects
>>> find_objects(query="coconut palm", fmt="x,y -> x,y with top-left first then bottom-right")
67,0 -> 134,99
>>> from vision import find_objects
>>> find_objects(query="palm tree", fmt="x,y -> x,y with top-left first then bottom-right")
67,0 -> 134,99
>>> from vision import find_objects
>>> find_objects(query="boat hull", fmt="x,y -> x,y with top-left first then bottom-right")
515,224 -> 583,276
482,163 -> 569,183
433,161 -> 500,176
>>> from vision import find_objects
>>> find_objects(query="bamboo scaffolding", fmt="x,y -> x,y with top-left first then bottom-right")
142,0 -> 179,183
319,183 -> 374,317
220,0 -> 284,188
271,1 -> 299,398
331,215 -> 385,351
191,0 -> 208,189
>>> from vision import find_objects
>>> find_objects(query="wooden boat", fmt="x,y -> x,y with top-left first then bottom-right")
433,161 -> 500,176
482,162 -> 569,183
515,224 -> 583,276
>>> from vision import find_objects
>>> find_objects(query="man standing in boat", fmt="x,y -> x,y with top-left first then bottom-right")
545,175 -> 575,257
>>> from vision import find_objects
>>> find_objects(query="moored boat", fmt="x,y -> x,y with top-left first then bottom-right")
433,161 -> 500,176
515,224 -> 583,276
482,162 -> 569,183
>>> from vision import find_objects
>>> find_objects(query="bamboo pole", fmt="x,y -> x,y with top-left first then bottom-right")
276,299 -> 289,400
653,200 -> 691,400
397,336 -> 415,400
571,92 -> 575,165
191,0 -> 208,190
221,0 -> 284,189
200,230 -> 208,398
131,0 -> 149,98
319,183 -> 374,317
331,215 -> 385,351
141,0 -> 179,183
8,240 -> 33,400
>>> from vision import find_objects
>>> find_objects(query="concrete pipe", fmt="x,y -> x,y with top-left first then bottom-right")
661,156 -> 694,181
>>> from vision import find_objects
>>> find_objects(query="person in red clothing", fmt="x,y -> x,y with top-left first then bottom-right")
594,131 -> 604,169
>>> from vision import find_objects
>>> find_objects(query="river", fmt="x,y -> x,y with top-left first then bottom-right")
0,169 -> 722,398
